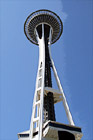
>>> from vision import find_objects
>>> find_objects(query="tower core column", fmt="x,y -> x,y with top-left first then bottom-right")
36,24 -> 56,122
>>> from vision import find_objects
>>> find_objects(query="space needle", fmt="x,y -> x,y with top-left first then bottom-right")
18,9 -> 83,140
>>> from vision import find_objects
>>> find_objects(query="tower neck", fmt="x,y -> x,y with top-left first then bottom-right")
36,23 -> 56,122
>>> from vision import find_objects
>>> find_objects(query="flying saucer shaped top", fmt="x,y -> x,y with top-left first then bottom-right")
24,9 -> 63,45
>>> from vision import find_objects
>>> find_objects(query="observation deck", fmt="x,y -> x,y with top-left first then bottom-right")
24,9 -> 63,45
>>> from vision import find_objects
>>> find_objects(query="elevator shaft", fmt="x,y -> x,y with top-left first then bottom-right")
44,29 -> 56,122
36,24 -> 56,122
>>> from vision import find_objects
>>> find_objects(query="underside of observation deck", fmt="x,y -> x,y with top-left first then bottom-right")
24,9 -> 63,45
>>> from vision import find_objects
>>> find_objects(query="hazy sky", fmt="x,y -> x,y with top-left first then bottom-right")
0,0 -> 93,140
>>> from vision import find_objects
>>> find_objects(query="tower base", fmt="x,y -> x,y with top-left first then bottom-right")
18,121 -> 82,140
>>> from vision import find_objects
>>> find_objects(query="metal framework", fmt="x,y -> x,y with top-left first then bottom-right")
18,9 -> 83,140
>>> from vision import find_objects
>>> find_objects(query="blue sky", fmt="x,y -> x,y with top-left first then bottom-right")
0,0 -> 93,140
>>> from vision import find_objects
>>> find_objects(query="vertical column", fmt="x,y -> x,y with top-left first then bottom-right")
44,24 -> 56,122
29,24 -> 45,140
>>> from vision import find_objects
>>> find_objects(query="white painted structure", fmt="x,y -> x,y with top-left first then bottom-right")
18,10 -> 83,140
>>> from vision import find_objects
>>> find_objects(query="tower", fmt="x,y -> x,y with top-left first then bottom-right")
18,9 -> 83,140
